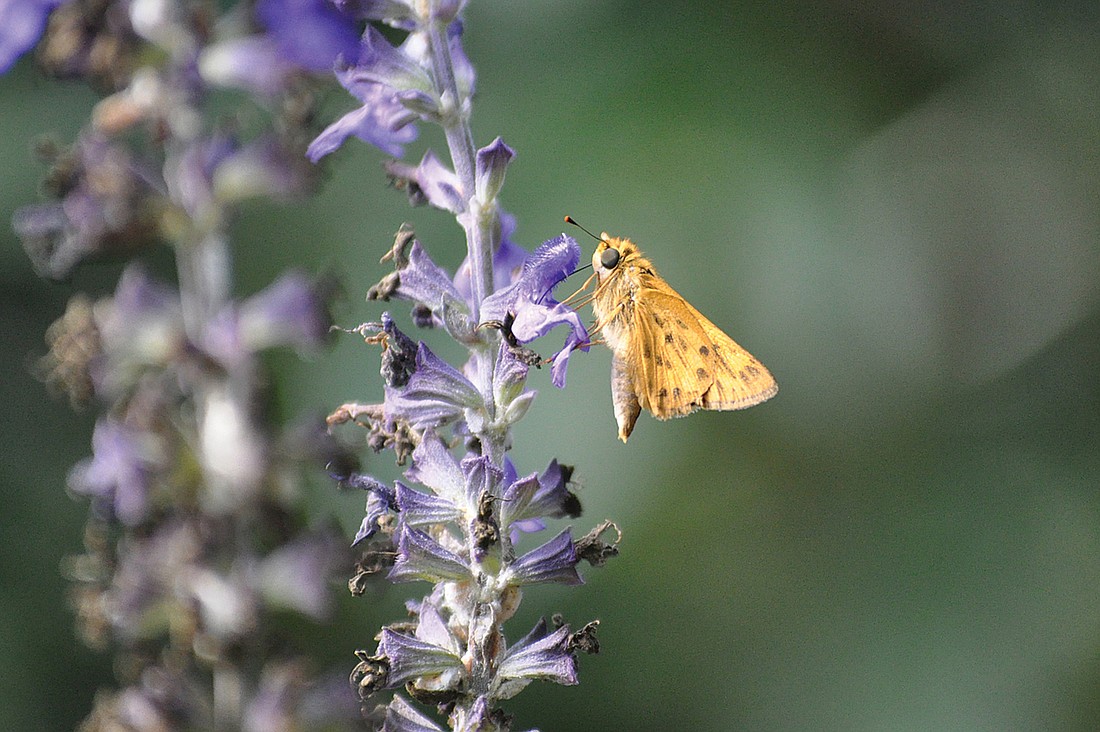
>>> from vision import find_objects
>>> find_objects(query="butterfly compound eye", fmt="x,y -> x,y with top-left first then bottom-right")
601,247 -> 621,269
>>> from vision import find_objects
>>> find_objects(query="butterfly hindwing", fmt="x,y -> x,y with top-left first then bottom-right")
680,300 -> 778,410
630,288 -> 716,420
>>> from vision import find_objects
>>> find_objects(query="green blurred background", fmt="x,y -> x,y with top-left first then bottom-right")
4,1 -> 1100,729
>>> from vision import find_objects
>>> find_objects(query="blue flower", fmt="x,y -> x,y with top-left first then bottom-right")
495,618 -> 578,697
307,26 -> 429,160
0,0 -> 63,74
503,529 -> 581,587
480,234 -> 590,387
384,342 -> 483,433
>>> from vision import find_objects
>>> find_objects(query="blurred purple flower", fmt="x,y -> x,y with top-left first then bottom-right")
256,0 -> 359,72
0,0 -> 63,73
205,271 -> 332,366
67,418 -> 159,525
13,135 -> 157,280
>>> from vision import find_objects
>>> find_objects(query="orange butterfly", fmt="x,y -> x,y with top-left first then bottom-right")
568,218 -> 777,442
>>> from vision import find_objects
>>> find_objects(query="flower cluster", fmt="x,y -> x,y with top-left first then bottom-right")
7,0 -> 372,729
311,1 -> 618,729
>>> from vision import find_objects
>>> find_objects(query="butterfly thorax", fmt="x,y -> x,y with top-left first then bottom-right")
591,237 -> 660,355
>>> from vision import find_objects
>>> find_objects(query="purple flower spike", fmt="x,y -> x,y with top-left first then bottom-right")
496,620 -> 577,694
474,137 -> 514,203
0,0 -> 63,73
377,627 -> 465,688
504,529 -> 582,587
480,234 -> 589,388
383,695 -> 445,732
384,343 -> 483,432
388,525 -> 470,584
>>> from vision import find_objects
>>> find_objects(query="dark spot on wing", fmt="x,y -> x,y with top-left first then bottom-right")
676,318 -> 688,329
696,367 -> 708,380
653,314 -> 664,327
699,345 -> 709,356
658,388 -> 668,398
664,333 -> 674,344
654,355 -> 664,366
672,387 -> 682,399
746,363 -> 760,377
677,337 -> 688,350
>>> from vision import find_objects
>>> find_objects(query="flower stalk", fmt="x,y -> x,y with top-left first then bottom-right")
312,2 -> 617,728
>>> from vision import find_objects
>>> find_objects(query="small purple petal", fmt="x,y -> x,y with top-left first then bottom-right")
415,602 -> 461,655
498,622 -> 577,687
388,525 -> 469,584
454,696 -> 492,732
350,25 -> 433,93
307,83 -> 418,160
504,529 -> 581,587
404,430 -> 464,502
386,150 -> 465,213
390,239 -> 466,316
460,455 -> 501,508
378,628 -> 465,688
383,695 -> 445,732
396,481 -> 462,528
236,270 -> 331,353
384,343 -> 483,432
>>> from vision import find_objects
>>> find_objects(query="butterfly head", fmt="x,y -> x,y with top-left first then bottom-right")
593,235 -> 639,281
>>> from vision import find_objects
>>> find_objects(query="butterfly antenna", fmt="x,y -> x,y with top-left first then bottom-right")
564,215 -> 606,243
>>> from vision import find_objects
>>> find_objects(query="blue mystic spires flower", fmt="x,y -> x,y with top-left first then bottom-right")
480,234 -> 590,387
0,0 -> 64,73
